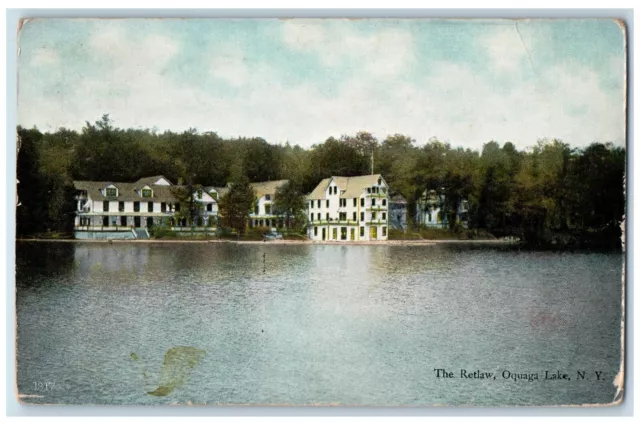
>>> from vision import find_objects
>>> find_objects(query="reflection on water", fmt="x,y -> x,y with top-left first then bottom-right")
16,242 -> 623,406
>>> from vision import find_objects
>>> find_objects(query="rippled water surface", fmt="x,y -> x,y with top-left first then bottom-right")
16,241 -> 623,406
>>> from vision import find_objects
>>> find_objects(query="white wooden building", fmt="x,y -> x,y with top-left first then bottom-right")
73,176 -> 220,239
306,174 -> 390,241
248,179 -> 289,228
414,189 -> 469,228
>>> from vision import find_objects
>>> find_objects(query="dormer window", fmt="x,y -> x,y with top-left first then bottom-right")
197,189 -> 203,199
106,187 -> 117,197
378,177 -> 382,185
265,194 -> 271,201
142,188 -> 152,198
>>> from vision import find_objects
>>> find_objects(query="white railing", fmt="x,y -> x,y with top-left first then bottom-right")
74,226 -> 134,232
170,227 -> 217,232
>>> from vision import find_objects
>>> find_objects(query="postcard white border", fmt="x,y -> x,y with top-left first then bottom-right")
2,4 -> 635,422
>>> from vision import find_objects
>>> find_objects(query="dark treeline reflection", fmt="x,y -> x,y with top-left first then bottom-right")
15,241 -> 76,282
16,115 -> 625,248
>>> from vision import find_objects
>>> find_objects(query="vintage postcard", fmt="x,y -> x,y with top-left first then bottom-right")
15,18 -> 626,407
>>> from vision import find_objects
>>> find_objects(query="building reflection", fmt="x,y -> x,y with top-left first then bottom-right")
73,243 -> 150,276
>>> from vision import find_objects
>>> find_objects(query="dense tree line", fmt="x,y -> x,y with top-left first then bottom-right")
16,115 -> 625,248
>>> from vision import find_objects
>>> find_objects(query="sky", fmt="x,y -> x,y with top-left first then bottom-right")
17,18 -> 626,150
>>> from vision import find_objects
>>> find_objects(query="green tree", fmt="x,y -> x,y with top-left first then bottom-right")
474,141 -> 517,232
218,177 -> 255,234
170,184 -> 206,227
16,127 -> 48,236
376,134 -> 418,210
273,181 -> 306,230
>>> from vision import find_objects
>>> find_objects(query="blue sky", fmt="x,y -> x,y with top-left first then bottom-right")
18,18 -> 626,150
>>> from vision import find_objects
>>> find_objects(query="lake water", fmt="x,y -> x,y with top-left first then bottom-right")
15,241 -> 623,406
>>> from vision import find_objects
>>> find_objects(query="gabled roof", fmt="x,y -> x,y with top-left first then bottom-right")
307,174 -> 386,199
211,187 -> 230,198
307,178 -> 332,200
135,175 -> 173,187
391,194 -> 407,204
250,180 -> 289,200
74,177 -> 179,202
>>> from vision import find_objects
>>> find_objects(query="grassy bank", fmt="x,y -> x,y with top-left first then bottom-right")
389,227 -> 497,241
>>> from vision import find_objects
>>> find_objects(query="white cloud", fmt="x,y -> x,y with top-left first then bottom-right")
210,44 -> 251,87
478,24 -> 530,72
281,20 -> 415,78
90,24 -> 178,73
29,47 -> 59,67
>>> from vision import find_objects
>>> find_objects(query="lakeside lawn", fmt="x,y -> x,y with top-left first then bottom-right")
388,227 -> 497,241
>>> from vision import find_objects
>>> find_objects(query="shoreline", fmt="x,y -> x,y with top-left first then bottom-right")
16,238 -> 519,246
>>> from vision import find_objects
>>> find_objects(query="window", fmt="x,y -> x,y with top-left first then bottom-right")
134,202 -> 140,212
360,198 -> 364,207
332,228 -> 337,240
382,199 -> 387,206
161,202 -> 166,212
265,194 -> 271,201
326,213 -> 329,220
340,198 -> 346,207
382,212 -> 386,220
360,212 -> 364,221
265,204 -> 271,215
206,203 -> 213,212
106,187 -> 117,197
175,203 -> 180,212
254,204 -> 259,215
367,188 -> 371,193
382,226 -> 387,237
314,226 -> 318,236
311,200 -> 314,208
148,202 -> 154,212
378,177 -> 382,185
119,201 -> 124,212
360,227 -> 365,237
197,189 -> 203,199
310,213 -> 314,221
212,192 -> 218,200
353,212 -> 356,221
142,188 -> 152,198
372,198 -> 376,206
353,198 -> 357,207
372,212 -> 377,220
341,227 -> 347,240
339,212 -> 347,221
326,200 -> 330,208
103,201 -> 110,212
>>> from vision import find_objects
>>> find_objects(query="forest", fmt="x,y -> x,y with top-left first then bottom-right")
16,114 -> 625,248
